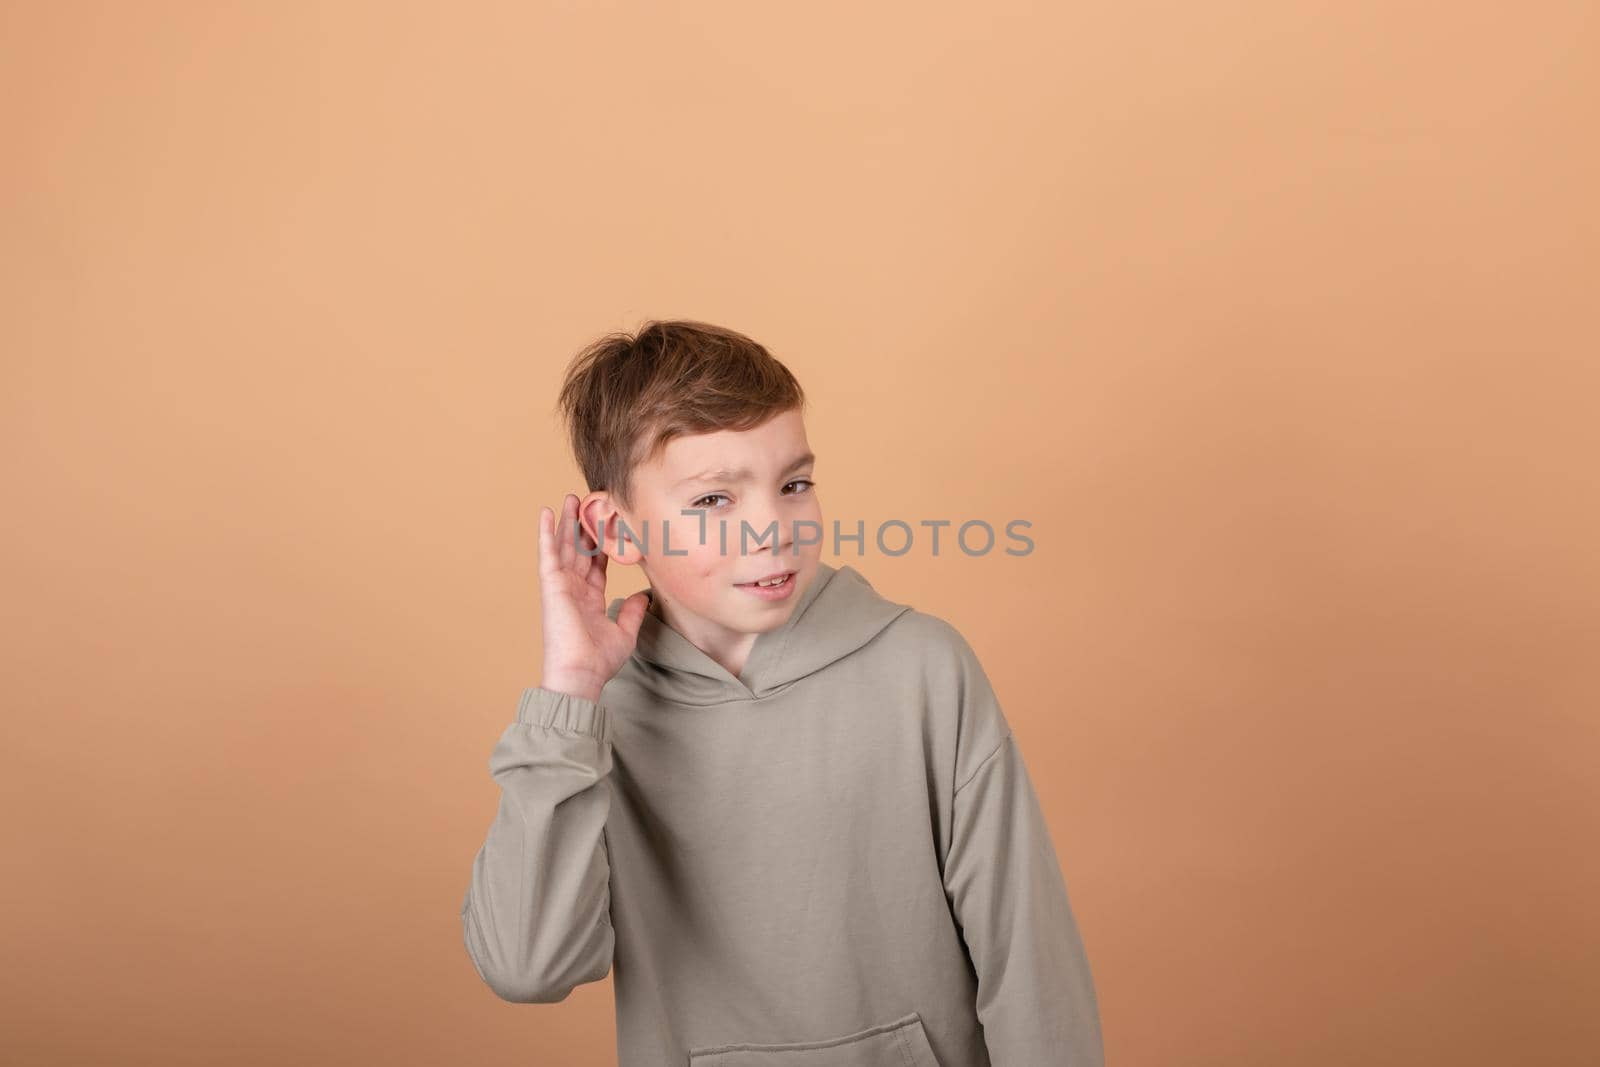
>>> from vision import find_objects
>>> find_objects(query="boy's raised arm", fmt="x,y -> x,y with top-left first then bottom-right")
461,686 -> 616,1002
460,494 -> 649,1003
940,629 -> 1106,1065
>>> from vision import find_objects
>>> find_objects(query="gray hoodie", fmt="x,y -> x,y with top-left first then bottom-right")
461,560 -> 1104,1065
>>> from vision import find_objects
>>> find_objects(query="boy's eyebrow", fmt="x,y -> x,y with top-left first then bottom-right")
675,451 -> 815,489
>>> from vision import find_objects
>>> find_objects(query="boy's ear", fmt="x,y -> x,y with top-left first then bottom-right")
578,491 -> 642,567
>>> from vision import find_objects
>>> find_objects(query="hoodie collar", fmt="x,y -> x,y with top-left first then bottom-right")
605,560 -> 911,704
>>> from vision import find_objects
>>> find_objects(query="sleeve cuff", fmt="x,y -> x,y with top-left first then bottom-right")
515,686 -> 611,744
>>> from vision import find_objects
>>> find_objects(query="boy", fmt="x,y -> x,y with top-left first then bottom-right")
461,321 -> 1104,1065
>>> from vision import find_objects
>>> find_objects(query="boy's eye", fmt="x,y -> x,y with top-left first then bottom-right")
690,481 -> 813,509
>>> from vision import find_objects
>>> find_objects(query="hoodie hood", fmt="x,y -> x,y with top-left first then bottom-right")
605,559 -> 912,705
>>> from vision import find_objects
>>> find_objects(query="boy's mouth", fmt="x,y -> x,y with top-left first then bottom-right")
735,568 -> 797,601
736,569 -> 795,589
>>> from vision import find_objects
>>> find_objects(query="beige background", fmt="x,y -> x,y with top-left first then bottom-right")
5,2 -> 1597,1065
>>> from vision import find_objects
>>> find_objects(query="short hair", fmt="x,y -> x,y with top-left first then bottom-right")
556,319 -> 807,513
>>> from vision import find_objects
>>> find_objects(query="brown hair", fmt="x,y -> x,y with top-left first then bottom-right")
556,319 -> 807,512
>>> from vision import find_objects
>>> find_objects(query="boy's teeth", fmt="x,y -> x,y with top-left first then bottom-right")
755,574 -> 787,586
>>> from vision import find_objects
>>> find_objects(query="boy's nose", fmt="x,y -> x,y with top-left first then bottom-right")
742,507 -> 788,555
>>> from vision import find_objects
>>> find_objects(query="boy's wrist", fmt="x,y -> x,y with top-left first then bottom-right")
539,667 -> 606,704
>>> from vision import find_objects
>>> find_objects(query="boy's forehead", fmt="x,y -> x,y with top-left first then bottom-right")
641,414 -> 812,484
660,427 -> 759,468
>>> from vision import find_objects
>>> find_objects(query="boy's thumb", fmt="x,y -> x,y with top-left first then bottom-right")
614,590 -> 651,645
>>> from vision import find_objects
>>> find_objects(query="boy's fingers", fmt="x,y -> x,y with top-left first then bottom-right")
556,494 -> 575,572
586,538 -> 612,592
537,505 -> 553,577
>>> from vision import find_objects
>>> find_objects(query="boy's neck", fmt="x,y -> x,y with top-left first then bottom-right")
646,585 -> 761,683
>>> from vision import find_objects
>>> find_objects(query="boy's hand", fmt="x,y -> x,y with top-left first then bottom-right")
538,493 -> 650,703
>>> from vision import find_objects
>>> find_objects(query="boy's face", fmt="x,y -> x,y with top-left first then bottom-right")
592,407 -> 823,651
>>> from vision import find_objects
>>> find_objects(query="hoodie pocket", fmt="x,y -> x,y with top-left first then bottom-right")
688,1011 -> 940,1067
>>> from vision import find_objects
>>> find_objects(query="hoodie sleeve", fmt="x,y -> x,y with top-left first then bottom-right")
460,686 -> 615,1003
940,631 -> 1105,1066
